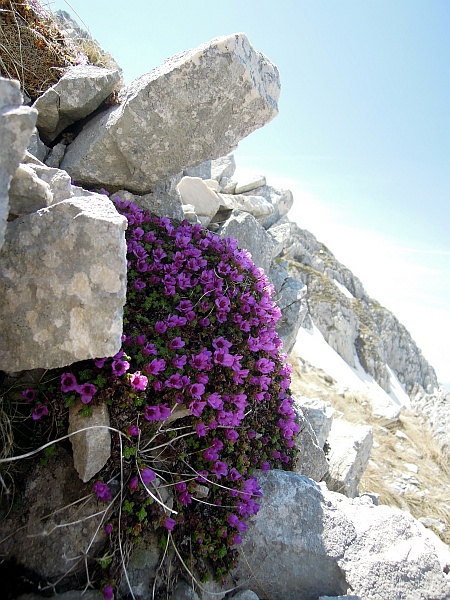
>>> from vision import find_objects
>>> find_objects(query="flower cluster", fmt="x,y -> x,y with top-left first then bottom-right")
23,197 -> 299,588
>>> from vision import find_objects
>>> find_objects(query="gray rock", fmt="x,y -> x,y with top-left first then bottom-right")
61,33 -> 280,192
177,176 -> 220,218
268,220 -> 295,259
411,384 -> 450,455
184,160 -> 212,179
171,580 -> 201,600
220,211 -> 274,274
27,128 -> 49,162
0,195 -> 127,371
0,447 -> 107,582
45,141 -> 66,167
319,596 -> 361,600
33,64 -> 122,143
269,260 -> 307,354
293,406 -> 329,481
230,591 -> 260,600
296,396 -> 335,448
234,471 -> 450,600
8,163 -> 53,215
0,78 -> 37,249
218,193 -> 274,221
8,161 -> 72,216
234,471 -> 354,599
114,176 -> 185,222
244,185 -> 294,229
210,153 -> 236,181
219,177 -> 237,194
69,401 -> 111,482
325,419 -> 373,498
119,532 -> 160,599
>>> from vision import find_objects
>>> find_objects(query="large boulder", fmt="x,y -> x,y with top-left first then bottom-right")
0,78 -> 37,249
61,33 -> 280,192
33,64 -> 122,143
234,471 -> 450,600
0,195 -> 127,371
293,407 -> 329,481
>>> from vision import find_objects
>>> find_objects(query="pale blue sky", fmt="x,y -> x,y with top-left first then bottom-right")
47,0 -> 450,388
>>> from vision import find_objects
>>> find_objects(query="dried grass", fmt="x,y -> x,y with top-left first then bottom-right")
0,0 -> 81,100
290,353 -> 450,546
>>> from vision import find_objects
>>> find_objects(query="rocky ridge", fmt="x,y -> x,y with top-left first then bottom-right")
0,11 -> 449,600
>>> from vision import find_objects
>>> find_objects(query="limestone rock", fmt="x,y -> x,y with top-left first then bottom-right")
45,141 -> 67,168
234,471 -> 450,600
114,175 -> 184,222
269,260 -> 307,354
234,175 -> 266,194
0,195 -> 127,371
244,185 -> 294,229
411,384 -> 450,455
293,407 -> 329,481
0,447 -> 107,582
211,153 -> 236,181
220,211 -> 274,273
0,78 -> 37,249
119,532 -> 160,599
325,419 -> 373,498
61,33 -> 280,192
268,219 -> 295,258
177,176 -> 220,219
171,580 -> 201,600
296,396 -> 335,448
8,161 -> 72,216
27,128 -> 48,162
218,193 -> 274,221
69,401 -> 111,482
33,64 -> 122,143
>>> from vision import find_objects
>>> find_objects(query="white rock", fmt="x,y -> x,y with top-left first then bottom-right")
218,193 -> 274,219
234,174 -> 266,194
177,176 -> 220,218
326,419 -> 373,498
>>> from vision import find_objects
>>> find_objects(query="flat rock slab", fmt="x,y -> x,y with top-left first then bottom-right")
0,195 -> 127,371
61,33 -> 280,192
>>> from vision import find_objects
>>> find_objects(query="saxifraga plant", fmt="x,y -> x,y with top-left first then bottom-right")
9,196 -> 300,597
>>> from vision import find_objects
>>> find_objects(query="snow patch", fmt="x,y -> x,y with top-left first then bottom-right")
294,324 -> 406,420
333,279 -> 354,299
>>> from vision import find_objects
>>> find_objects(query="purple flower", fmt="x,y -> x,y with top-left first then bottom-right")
212,336 -> 232,350
145,403 -> 171,421
129,476 -> 139,491
103,584 -> 114,600
229,468 -> 242,481
256,358 -> 275,374
61,372 -> 77,393
105,523 -> 113,535
195,422 -> 207,437
237,520 -> 248,532
207,393 -> 223,410
144,358 -> 166,375
231,534 -> 242,546
179,490 -> 192,505
94,357 -> 107,368
173,354 -> 187,369
129,371 -> 148,391
76,382 -> 97,404
213,350 -> 234,367
134,278 -> 146,291
127,425 -> 140,437
111,359 -> 130,377
32,404 -> 48,420
163,517 -> 176,531
228,513 -> 239,526
189,383 -> 205,400
189,400 -> 206,417
169,337 -> 185,350
189,349 -> 213,371
22,388 -> 36,402
94,481 -> 112,502
203,447 -> 219,461
212,461 -> 228,478
143,342 -> 157,356
141,468 -> 156,485
154,321 -> 167,334
225,429 -> 239,442
261,461 -> 270,472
